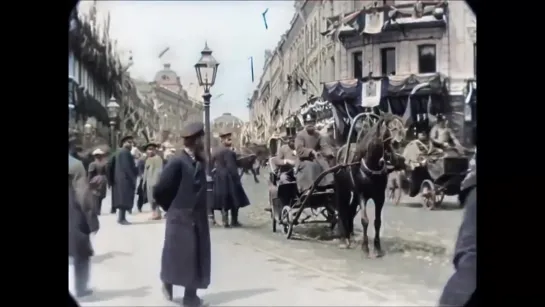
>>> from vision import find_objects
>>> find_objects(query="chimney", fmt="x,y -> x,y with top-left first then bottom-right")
164,63 -> 171,69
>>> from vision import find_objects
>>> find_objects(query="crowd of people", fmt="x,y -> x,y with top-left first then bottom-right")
68,121 -> 251,306
68,115 -> 476,306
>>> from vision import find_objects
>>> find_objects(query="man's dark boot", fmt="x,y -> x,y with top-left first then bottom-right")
74,257 -> 93,298
117,209 -> 131,225
161,283 -> 173,301
231,208 -> 241,227
110,207 -> 116,214
183,288 -> 207,307
221,210 -> 230,228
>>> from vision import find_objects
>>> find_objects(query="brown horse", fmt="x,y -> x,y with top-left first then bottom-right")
334,115 -> 403,257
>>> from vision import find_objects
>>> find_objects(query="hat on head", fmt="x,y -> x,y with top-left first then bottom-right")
181,122 -> 205,139
119,135 -> 133,146
92,148 -> 105,156
143,141 -> 159,150
219,127 -> 232,138
436,113 -> 446,122
303,112 -> 317,123
285,126 -> 296,138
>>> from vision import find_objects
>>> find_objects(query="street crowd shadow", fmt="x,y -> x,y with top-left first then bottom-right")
77,286 -> 151,303
196,288 -> 275,305
92,251 -> 132,264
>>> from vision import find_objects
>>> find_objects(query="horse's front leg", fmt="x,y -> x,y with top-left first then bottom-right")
360,196 -> 370,256
372,194 -> 385,258
239,168 -> 244,179
251,167 -> 260,183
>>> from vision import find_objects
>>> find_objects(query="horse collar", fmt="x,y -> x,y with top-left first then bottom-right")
361,157 -> 386,175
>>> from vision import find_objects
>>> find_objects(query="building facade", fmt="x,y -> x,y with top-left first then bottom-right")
133,63 -> 204,145
68,3 -> 124,148
249,0 -> 476,143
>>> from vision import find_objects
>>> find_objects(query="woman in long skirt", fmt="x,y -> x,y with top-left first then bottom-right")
88,148 -> 108,217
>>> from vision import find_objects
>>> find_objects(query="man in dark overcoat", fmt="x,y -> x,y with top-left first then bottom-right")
211,129 -> 251,228
294,112 -> 335,192
153,122 -> 211,307
439,154 -> 476,306
113,135 -> 138,225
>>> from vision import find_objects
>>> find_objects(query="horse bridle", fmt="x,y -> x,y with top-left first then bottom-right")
360,124 -> 395,175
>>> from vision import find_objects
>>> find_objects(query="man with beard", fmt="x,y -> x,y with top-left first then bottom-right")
153,122 -> 211,307
211,128 -> 250,227
142,142 -> 164,220
294,112 -> 335,192
112,135 -> 138,225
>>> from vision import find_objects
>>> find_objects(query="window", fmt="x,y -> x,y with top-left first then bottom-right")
380,47 -> 396,75
352,51 -> 363,79
383,0 -> 395,6
473,43 -> 476,77
418,44 -> 437,73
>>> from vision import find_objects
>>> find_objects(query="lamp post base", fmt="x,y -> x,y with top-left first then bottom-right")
206,175 -> 216,225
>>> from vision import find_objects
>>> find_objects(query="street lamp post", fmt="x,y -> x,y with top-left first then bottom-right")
107,96 -> 120,150
194,42 -> 220,222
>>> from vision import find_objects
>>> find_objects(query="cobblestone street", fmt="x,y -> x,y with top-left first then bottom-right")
71,188 -> 456,306
238,172 -> 463,256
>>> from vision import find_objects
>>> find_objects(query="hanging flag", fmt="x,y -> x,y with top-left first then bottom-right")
249,56 -> 255,82
262,8 -> 269,30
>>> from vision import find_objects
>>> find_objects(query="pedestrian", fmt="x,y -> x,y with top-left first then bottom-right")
211,128 -> 250,227
69,154 -> 99,233
69,153 -> 97,298
112,135 -> 138,225
142,141 -> 163,220
438,151 -> 476,306
68,176 -> 94,298
88,148 -> 108,216
153,122 -> 211,307
136,151 -> 148,213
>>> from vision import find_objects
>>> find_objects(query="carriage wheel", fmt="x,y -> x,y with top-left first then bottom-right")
388,187 -> 402,206
435,191 -> 445,207
281,206 -> 294,238
269,195 -> 277,233
420,180 -> 437,210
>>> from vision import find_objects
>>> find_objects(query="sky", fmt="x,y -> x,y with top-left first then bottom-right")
87,0 -> 295,121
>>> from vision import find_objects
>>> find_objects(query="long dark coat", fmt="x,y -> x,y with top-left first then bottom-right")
439,174 -> 476,306
153,151 -> 211,289
212,146 -> 250,211
113,148 -> 138,210
68,180 -> 93,259
106,153 -> 117,208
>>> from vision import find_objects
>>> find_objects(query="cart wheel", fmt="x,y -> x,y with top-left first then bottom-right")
388,187 -> 402,206
420,180 -> 437,210
281,206 -> 292,238
269,195 -> 277,233
435,192 -> 445,207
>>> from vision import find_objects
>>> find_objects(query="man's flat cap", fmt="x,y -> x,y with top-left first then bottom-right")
119,135 -> 133,146
143,142 -> 159,150
181,122 -> 205,138
218,127 -> 232,138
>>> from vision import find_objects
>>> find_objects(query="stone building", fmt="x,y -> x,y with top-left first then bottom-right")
249,0 -> 476,143
68,2 -> 125,149
133,63 -> 204,145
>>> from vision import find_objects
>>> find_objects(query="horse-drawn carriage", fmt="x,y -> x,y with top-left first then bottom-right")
389,146 -> 470,210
